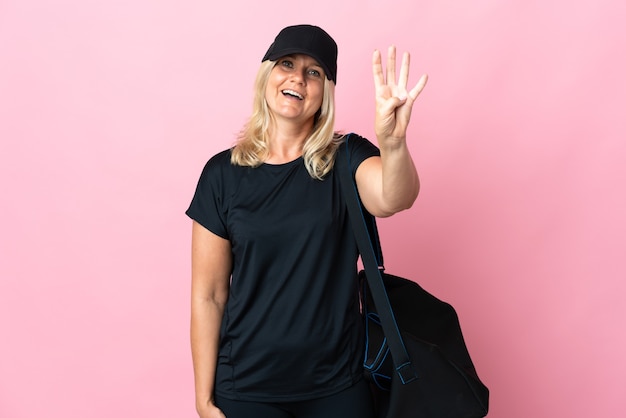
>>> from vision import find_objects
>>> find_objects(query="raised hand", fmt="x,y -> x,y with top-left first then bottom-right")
373,46 -> 428,145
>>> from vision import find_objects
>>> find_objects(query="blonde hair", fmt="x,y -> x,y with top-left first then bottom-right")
230,60 -> 342,180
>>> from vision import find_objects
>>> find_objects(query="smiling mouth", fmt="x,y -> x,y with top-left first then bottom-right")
282,89 -> 304,100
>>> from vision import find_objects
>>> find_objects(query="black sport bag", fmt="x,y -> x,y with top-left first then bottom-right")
338,136 -> 489,417
360,271 -> 489,417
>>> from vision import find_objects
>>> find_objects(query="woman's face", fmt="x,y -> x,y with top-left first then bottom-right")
265,54 -> 325,127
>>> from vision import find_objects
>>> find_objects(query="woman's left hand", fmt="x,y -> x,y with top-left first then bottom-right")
373,46 -> 428,146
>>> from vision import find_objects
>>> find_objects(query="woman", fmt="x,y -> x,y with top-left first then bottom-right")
186,24 -> 427,418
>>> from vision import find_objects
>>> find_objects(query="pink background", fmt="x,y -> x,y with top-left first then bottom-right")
1,0 -> 625,417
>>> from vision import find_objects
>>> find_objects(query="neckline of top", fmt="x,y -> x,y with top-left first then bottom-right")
262,156 -> 303,167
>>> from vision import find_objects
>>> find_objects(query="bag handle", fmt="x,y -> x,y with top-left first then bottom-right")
337,134 -> 418,384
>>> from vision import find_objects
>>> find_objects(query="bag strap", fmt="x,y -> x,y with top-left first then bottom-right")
337,134 -> 418,384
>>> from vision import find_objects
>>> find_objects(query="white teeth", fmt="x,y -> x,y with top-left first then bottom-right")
282,89 -> 303,100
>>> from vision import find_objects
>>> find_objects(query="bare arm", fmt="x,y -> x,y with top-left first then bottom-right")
356,46 -> 428,218
190,221 -> 231,418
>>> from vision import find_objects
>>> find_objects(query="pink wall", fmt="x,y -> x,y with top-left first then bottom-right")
1,1 -> 624,417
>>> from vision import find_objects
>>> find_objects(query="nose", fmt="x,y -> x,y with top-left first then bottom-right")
290,69 -> 306,85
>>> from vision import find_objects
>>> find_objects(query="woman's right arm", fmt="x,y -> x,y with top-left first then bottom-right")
190,220 -> 232,418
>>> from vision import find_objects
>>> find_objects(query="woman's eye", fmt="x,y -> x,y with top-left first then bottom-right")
308,69 -> 321,77
280,60 -> 293,68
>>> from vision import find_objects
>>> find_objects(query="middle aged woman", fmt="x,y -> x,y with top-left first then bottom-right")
187,24 -> 428,418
